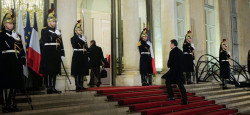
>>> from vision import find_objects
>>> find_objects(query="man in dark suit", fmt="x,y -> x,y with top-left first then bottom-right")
88,40 -> 105,87
162,39 -> 188,105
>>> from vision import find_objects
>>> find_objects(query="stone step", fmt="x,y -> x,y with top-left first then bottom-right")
205,91 -> 250,100
64,106 -> 137,115
226,100 -> 250,109
184,82 -> 221,89
196,88 -> 245,96
238,106 -> 250,114
17,96 -> 107,111
186,85 -> 225,93
215,95 -> 250,105
3,101 -> 118,115
16,91 -> 97,102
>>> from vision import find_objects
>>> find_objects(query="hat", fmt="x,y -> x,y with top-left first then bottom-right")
74,19 -> 82,31
47,8 -> 56,22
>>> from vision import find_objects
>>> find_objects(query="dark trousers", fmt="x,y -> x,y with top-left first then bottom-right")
90,67 -> 101,86
45,75 -> 57,89
0,89 -> 16,108
166,80 -> 187,102
75,76 -> 84,89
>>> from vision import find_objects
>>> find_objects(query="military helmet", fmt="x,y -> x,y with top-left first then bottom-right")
74,19 -> 82,31
47,8 -> 56,23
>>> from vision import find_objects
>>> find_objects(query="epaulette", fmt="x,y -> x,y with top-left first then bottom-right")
42,27 -> 47,29
184,43 -> 186,45
137,41 -> 141,46
0,30 -> 2,32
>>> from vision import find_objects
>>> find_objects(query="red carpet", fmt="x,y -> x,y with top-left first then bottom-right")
89,85 -> 240,115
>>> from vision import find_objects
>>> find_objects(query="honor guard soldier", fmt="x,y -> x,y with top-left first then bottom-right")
71,20 -> 89,91
137,28 -> 153,86
39,8 -> 65,94
219,39 -> 231,89
182,30 -> 195,84
0,11 -> 25,113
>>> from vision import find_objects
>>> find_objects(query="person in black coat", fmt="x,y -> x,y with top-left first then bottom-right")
162,39 -> 188,105
182,30 -> 195,84
0,12 -> 25,113
219,39 -> 231,89
39,9 -> 65,94
137,28 -> 153,86
71,20 -> 89,91
88,40 -> 105,87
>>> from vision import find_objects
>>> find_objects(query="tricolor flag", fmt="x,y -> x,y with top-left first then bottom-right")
146,27 -> 156,74
24,11 -> 32,52
27,12 -> 42,76
17,9 -> 28,78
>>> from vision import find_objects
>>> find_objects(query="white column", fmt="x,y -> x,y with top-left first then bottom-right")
123,0 -> 140,70
56,0 -> 77,91
152,0 -> 162,71
161,0 -> 176,71
117,0 -> 140,86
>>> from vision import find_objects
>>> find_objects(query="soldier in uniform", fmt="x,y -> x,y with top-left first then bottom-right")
219,39 -> 231,89
71,20 -> 89,91
137,28 -> 153,86
0,11 -> 25,113
39,8 -> 65,94
182,30 -> 195,84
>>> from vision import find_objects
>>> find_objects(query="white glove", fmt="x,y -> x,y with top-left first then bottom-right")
12,31 -> 18,38
193,60 -> 196,65
228,52 -> 231,56
191,43 -> 195,49
82,35 -> 87,42
55,29 -> 61,36
61,56 -> 65,60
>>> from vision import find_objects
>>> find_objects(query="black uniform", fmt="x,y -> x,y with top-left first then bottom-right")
0,29 -> 25,112
182,35 -> 195,84
39,26 -> 65,94
219,49 -> 230,88
138,40 -> 153,86
162,47 -> 187,103
71,35 -> 89,90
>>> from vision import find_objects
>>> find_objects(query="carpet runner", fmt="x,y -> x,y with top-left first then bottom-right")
88,85 -> 239,115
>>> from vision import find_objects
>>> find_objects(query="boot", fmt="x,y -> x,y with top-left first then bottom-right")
79,76 -> 87,90
141,74 -> 147,86
51,75 -> 61,94
1,89 -> 10,113
46,76 -> 53,94
222,79 -> 229,90
75,76 -> 80,92
148,74 -> 152,86
8,89 -> 22,112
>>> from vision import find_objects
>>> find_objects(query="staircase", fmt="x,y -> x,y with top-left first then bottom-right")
1,82 -> 250,115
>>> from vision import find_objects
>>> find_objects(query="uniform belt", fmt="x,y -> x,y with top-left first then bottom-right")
74,49 -> 86,51
183,52 -> 192,55
141,52 -> 150,55
222,60 -> 229,62
2,50 -> 20,54
45,43 -> 60,46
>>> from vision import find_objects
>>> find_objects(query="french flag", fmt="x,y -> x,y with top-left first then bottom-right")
27,12 -> 42,76
147,28 -> 156,74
